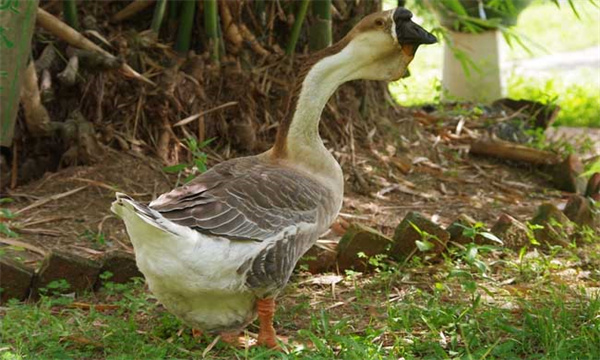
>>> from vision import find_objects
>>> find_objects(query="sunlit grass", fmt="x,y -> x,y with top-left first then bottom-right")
507,69 -> 600,128
2,242 -> 600,359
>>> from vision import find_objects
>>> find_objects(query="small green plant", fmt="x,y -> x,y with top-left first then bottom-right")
0,198 -> 18,238
80,229 -> 107,248
39,279 -> 71,297
456,222 -> 504,245
357,252 -> 393,274
409,222 -> 445,253
163,137 -> 215,186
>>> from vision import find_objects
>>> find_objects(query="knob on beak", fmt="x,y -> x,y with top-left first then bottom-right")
394,7 -> 437,53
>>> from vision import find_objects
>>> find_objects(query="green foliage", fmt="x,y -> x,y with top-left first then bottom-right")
507,74 -> 600,128
582,160 -> 600,178
0,199 -> 18,238
456,221 -> 503,244
162,137 -> 215,186
80,229 -> 107,248
38,279 -> 71,297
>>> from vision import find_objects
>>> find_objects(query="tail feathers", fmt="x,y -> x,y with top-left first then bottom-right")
111,192 -> 179,236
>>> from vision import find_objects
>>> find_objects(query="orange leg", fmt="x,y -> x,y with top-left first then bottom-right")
256,298 -> 279,349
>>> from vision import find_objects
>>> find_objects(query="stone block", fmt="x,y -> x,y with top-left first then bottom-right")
0,257 -> 34,303
391,212 -> 450,259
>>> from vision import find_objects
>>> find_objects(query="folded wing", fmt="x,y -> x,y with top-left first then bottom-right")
150,157 -> 330,242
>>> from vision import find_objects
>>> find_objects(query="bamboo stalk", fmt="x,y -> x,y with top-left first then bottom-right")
168,0 -> 180,22
309,0 -> 332,51
286,0 -> 310,55
204,0 -> 219,62
174,0 -> 196,54
150,0 -> 168,34
63,0 -> 79,29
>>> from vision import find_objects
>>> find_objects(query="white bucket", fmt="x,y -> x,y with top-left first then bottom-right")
442,30 -> 505,103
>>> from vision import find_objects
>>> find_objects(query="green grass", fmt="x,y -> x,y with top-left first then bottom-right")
507,71 -> 600,128
2,242 -> 600,359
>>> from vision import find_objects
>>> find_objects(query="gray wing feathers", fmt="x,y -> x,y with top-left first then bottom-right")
150,157 -> 328,242
240,231 -> 310,297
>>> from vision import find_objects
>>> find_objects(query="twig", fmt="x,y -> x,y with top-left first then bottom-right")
97,214 -> 114,235
69,302 -> 120,311
15,186 -> 88,215
16,228 -> 64,237
173,102 -> 238,127
112,0 -> 155,23
0,237 -> 47,256
20,216 -> 74,227
36,8 -> 155,86
68,177 -> 119,192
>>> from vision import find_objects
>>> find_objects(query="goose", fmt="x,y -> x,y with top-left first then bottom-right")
111,7 -> 436,349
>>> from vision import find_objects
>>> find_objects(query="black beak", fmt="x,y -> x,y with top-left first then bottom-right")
394,7 -> 437,52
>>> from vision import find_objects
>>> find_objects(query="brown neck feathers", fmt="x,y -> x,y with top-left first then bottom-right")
271,36 -> 352,159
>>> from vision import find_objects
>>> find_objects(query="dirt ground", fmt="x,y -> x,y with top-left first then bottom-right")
3,107 -> 594,270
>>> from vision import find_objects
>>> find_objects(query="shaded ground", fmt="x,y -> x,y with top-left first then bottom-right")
2,105 -> 595,268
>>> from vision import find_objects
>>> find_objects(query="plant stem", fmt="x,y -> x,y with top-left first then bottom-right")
255,0 -> 266,26
168,0 -> 180,22
175,0 -> 196,54
309,0 -> 332,51
63,0 -> 79,30
150,0 -> 168,34
204,0 -> 219,63
286,0 -> 310,55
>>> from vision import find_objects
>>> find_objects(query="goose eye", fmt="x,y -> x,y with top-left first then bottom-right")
374,18 -> 385,27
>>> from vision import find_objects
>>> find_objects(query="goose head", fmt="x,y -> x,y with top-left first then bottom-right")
341,7 -> 437,81
336,7 -> 437,82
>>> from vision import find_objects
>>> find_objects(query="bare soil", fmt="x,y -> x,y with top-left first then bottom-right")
3,108 -> 590,270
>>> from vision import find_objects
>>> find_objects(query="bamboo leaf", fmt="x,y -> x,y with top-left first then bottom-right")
416,240 -> 435,252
